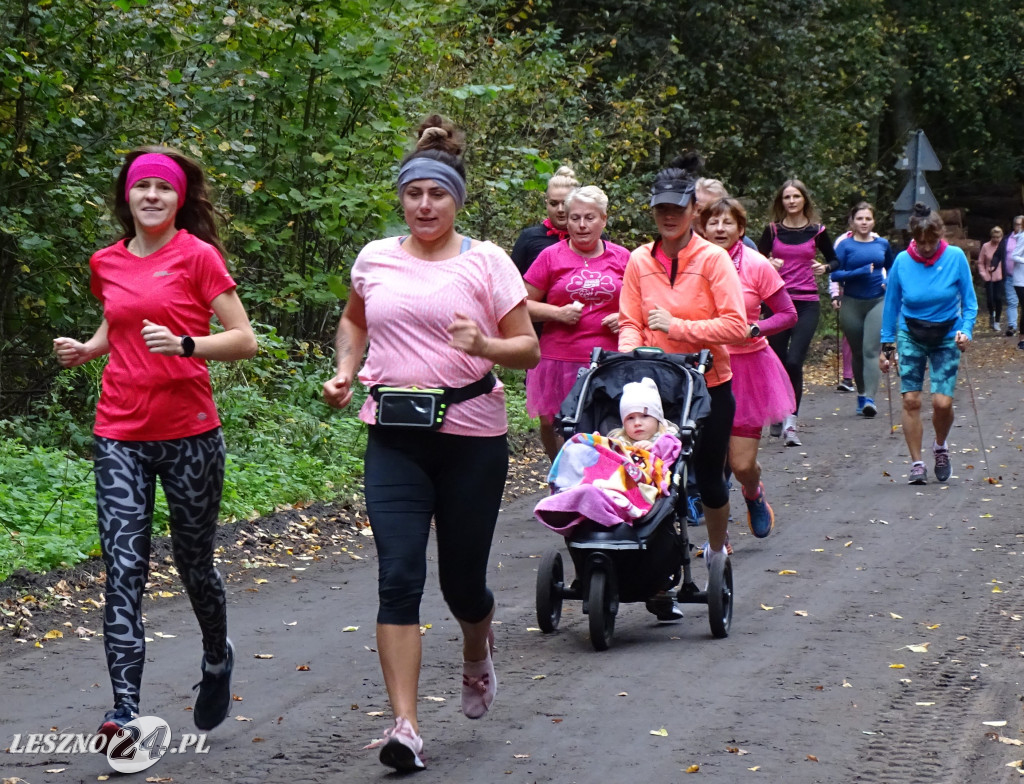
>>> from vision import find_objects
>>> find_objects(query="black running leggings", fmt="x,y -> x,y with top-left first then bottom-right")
94,428 -> 228,711
693,381 -> 736,510
364,427 -> 508,626
767,298 -> 820,414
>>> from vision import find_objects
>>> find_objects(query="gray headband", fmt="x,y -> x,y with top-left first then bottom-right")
397,159 -> 466,208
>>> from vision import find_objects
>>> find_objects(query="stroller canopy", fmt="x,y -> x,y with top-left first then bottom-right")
556,348 -> 713,438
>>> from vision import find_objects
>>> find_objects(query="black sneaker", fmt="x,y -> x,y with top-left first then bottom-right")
97,702 -> 138,750
645,594 -> 683,622
836,378 -> 856,393
193,639 -> 234,731
933,449 -> 951,482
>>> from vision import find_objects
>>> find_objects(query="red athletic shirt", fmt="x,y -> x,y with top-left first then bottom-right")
89,229 -> 236,440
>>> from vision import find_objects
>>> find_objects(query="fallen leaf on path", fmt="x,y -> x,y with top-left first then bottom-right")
889,663 -> 905,669
993,587 -> 1004,593
926,624 -> 940,629
98,776 -> 110,781
806,754 -> 818,762
842,679 -> 852,687
342,626 -> 359,632
526,627 -> 541,632
726,746 -> 750,755
424,696 -> 445,702
748,766 -> 761,771
617,692 -> 629,696
296,664 -> 310,671
794,610 -> 808,617
778,570 -> 798,576
844,541 -> 853,547
252,737 -> 264,743
983,720 -> 1008,727
915,702 -> 935,706
532,674 -> 546,680
254,578 -> 268,585
153,632 -> 176,639
513,754 -> 530,759
1006,760 -> 1023,769
760,604 -> 774,611
990,734 -> 1024,746
905,643 -> 930,653
46,770 -> 67,774
235,716 -> 252,722
42,629 -> 63,639
254,653 -> 273,659
890,613 -> 903,619
684,764 -> 700,773
650,728 -> 668,736
283,621 -> 297,626
145,778 -> 172,783
366,711 -> 385,717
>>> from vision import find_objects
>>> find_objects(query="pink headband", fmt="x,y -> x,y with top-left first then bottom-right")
124,153 -> 188,205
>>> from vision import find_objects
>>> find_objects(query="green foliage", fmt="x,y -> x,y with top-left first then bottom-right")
4,0 -> 1024,579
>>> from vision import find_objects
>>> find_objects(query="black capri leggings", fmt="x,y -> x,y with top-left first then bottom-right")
364,426 -> 509,626
693,381 -> 736,510
767,298 -> 820,414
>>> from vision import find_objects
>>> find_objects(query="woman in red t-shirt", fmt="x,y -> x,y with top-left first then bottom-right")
54,146 -> 257,743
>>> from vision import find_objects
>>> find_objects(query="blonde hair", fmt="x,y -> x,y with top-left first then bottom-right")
565,185 -> 608,215
695,178 -> 728,201
547,165 -> 579,193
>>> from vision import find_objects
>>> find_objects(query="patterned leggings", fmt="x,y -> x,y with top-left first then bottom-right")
94,428 -> 228,710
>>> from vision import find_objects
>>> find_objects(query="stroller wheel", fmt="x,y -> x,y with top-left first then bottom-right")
587,568 -> 616,651
707,554 -> 733,638
536,550 -> 564,633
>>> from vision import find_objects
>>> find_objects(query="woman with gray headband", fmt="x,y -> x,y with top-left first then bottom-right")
323,115 -> 539,772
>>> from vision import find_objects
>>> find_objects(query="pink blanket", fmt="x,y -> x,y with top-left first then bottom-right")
534,432 -> 681,535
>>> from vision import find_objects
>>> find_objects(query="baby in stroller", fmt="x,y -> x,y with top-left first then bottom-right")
532,348 -> 733,648
534,377 -> 681,537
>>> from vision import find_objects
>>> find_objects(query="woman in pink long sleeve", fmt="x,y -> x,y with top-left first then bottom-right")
977,226 -> 1004,331
702,198 -> 796,538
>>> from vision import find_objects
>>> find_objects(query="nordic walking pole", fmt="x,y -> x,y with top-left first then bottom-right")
883,345 -> 896,437
835,308 -> 841,387
959,347 -> 992,479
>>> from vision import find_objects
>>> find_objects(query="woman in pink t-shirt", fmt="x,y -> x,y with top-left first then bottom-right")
53,147 -> 257,743
322,115 -> 539,773
523,186 -> 630,460
702,198 -> 796,540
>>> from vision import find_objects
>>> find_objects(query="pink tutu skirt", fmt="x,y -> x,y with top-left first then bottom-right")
526,358 -> 588,419
729,348 -> 795,437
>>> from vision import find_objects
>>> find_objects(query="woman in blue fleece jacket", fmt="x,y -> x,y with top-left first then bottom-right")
879,203 -> 977,486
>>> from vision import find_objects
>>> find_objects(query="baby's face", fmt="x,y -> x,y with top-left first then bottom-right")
623,411 -> 659,441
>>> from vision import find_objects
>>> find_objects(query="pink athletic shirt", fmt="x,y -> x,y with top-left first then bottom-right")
523,239 -> 629,361
728,246 -> 787,356
352,237 -> 527,437
89,229 -> 237,440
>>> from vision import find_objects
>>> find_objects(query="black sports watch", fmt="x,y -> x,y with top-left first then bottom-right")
180,335 -> 196,358
748,323 -> 761,338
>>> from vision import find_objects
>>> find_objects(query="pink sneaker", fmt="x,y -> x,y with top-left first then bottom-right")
462,629 -> 496,719
363,717 -> 425,772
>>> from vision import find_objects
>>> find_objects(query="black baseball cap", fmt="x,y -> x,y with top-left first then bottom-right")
649,178 -> 696,208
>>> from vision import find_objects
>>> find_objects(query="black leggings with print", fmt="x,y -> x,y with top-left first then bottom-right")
94,428 -> 228,710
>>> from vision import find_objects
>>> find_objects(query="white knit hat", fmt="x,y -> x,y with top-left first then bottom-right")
619,377 -> 665,423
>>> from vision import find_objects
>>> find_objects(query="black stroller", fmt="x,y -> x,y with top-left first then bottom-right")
534,347 -> 733,650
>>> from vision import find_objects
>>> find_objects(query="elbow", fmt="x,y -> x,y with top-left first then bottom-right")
241,333 -> 259,359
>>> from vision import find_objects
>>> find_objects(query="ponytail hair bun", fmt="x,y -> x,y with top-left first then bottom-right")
414,115 -> 465,158
908,202 -> 943,239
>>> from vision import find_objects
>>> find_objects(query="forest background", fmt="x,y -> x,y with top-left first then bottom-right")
2,0 -> 1023,580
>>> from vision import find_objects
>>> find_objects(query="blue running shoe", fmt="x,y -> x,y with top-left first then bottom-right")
686,495 -> 705,527
745,482 -> 775,538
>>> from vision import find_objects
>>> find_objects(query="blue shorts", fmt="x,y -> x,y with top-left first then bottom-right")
896,330 -> 960,397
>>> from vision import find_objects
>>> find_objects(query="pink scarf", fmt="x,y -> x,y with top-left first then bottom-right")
907,239 -> 948,267
543,218 -> 569,241
728,241 -> 743,270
